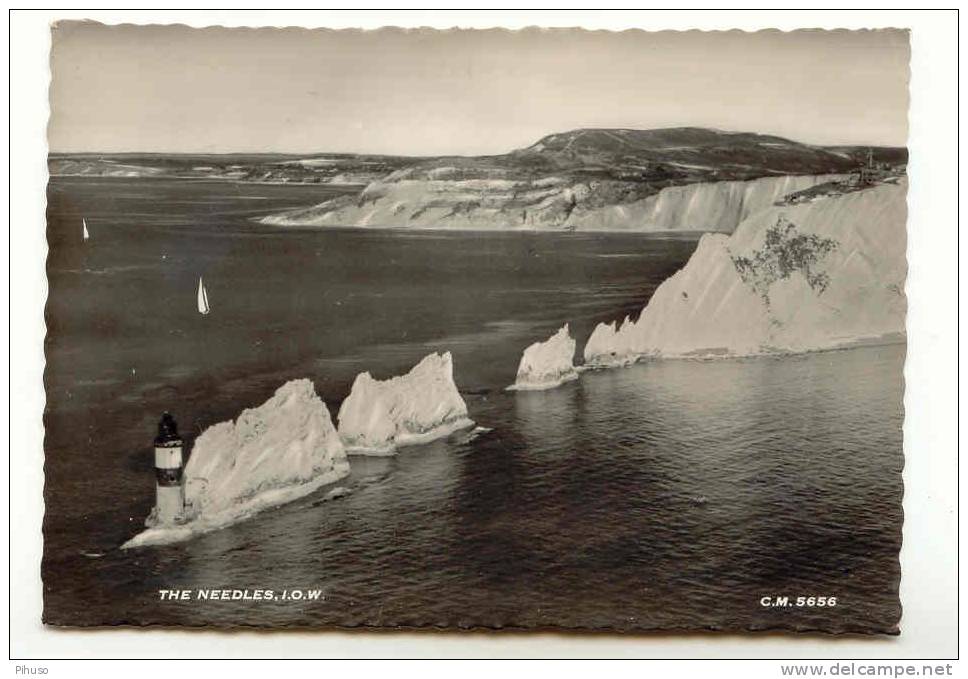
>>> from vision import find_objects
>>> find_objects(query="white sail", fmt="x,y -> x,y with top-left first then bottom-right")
197,277 -> 210,315
82,218 -> 90,241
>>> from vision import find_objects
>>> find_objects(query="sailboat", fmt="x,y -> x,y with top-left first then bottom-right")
82,218 -> 90,242
197,277 -> 210,315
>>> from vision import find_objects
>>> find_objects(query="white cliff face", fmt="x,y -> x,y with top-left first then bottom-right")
123,379 -> 350,549
508,324 -> 578,391
584,180 -> 907,364
262,174 -> 843,233
570,174 -> 846,232
337,352 -> 474,454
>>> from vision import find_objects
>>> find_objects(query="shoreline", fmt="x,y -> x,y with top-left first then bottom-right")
257,216 -> 710,237
120,462 -> 351,550
506,371 -> 580,392
343,417 -> 476,456
581,332 -> 907,371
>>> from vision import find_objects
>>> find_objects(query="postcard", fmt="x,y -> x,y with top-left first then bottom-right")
43,22 -> 909,634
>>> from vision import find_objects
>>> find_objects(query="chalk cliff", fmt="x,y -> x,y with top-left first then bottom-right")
259,126 -> 904,232
584,179 -> 907,363
261,174 -> 845,232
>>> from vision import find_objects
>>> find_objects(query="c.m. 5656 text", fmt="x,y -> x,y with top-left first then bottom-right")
760,596 -> 838,608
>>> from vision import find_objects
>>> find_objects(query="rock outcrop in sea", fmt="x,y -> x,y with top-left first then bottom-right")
508,324 -> 579,391
337,352 -> 474,454
123,379 -> 350,548
584,179 -> 908,363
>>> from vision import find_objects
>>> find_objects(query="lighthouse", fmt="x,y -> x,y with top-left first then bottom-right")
153,412 -> 185,524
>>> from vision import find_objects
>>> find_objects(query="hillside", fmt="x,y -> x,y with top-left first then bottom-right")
361,127 -> 903,184
511,128 -> 878,179
261,127 -> 905,231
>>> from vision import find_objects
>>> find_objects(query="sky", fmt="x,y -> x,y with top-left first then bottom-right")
48,23 -> 910,155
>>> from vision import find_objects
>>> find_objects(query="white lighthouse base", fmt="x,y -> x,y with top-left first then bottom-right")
123,466 -> 348,549
147,485 -> 187,527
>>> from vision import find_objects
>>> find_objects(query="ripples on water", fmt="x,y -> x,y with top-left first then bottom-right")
42,178 -> 903,633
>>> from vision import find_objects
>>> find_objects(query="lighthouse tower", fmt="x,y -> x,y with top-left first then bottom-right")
153,412 -> 185,524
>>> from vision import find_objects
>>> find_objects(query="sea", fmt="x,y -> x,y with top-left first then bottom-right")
43,176 -> 904,633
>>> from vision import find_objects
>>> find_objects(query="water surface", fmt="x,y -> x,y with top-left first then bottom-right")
43,176 -> 903,633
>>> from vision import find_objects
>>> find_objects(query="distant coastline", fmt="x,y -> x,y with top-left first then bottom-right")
49,127 -> 908,234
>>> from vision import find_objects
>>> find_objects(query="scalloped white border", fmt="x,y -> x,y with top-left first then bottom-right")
9,9 -> 958,663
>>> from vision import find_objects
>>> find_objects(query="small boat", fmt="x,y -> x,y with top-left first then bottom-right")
197,277 -> 210,315
82,218 -> 90,241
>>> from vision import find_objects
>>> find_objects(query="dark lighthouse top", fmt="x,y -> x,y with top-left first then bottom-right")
155,412 -> 182,447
